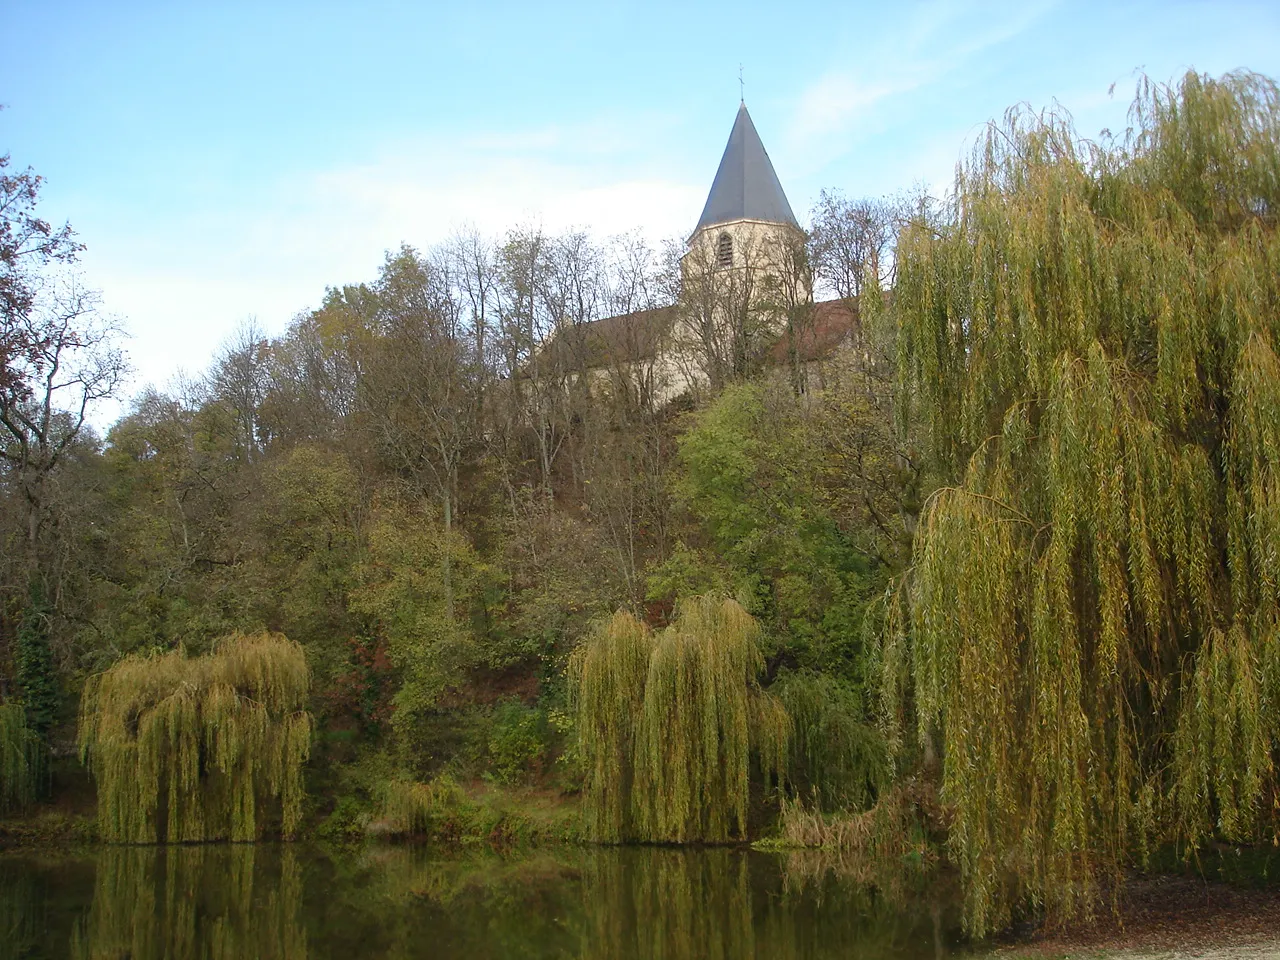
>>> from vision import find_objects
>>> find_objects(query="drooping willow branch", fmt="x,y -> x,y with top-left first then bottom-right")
78,632 -> 313,843
571,596 -> 789,843
886,69 -> 1280,935
0,703 -> 43,812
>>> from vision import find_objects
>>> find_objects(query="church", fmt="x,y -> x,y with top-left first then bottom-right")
546,101 -> 858,405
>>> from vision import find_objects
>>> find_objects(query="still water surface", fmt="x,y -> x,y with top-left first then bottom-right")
2,844 -> 965,959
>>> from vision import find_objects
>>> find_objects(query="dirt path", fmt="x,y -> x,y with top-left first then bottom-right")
987,874 -> 1280,958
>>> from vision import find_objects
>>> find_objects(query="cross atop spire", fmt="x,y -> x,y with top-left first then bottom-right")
695,103 -> 797,232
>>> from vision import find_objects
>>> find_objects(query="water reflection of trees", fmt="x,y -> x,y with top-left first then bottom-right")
1,869 -> 43,960
5,844 -> 956,958
307,845 -> 953,958
577,848 -> 952,960
301,845 -> 956,958
71,845 -> 306,960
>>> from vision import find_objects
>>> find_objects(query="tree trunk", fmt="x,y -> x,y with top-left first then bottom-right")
441,485 -> 455,623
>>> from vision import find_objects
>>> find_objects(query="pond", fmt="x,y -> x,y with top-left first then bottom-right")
1,843 -> 966,959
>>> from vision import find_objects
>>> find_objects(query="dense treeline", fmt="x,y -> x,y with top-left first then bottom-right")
3,69 -> 1279,938
0,147 -> 906,831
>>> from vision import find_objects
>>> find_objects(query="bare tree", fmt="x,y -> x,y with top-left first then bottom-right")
673,232 -> 780,392
497,227 -> 572,501
809,190 -> 923,394
599,233 -> 671,415
207,319 -> 272,462
0,273 -> 125,556
761,231 -> 816,396
362,246 -> 476,619
1,154 -> 83,401
446,228 -> 500,415
809,190 -> 898,302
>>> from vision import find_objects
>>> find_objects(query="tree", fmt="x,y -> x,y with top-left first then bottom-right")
14,581 -> 56,742
348,493 -> 494,765
92,389 -> 257,656
1,152 -> 82,396
672,234 -> 775,393
0,274 -> 124,556
497,227 -> 571,500
363,246 -> 478,621
445,228 -> 500,420
885,71 -> 1280,934
666,382 -> 885,677
207,319 -> 272,462
0,701 -> 42,811
809,190 -> 898,302
79,631 -> 312,843
265,285 -> 376,445
767,231 -> 816,396
0,156 -> 125,573
0,156 -> 126,743
570,597 -> 788,843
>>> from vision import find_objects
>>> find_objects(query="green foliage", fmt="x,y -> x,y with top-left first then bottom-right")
0,702 -> 43,812
487,700 -> 547,784
571,596 -> 790,843
78,631 -> 312,843
315,794 -> 370,840
89,396 -> 262,659
501,497 -> 625,652
70,845 -> 306,960
15,583 -> 58,743
773,670 -> 888,813
645,542 -> 729,608
252,445 -> 363,659
667,382 -> 880,680
376,774 -> 581,844
380,774 -> 469,836
887,70 -> 1280,934
569,610 -> 652,841
349,495 -> 488,735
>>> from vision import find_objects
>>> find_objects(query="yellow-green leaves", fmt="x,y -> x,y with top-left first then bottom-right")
570,610 -> 653,842
571,597 -> 789,843
0,703 -> 43,812
78,632 -> 312,843
892,70 -> 1280,935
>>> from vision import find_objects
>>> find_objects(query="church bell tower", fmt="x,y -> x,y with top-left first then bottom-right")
682,102 -> 809,304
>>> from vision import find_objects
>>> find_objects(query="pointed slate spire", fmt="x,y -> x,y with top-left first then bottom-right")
695,103 -> 798,231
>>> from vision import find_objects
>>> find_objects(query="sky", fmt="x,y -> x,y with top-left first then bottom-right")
4,0 -> 1280,422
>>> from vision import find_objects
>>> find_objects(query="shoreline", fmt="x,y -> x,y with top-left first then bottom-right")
987,873 -> 1280,958
7,815 -> 1280,958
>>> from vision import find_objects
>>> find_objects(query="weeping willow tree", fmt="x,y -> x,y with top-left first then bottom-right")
569,610 -> 653,842
773,671 -> 889,813
580,848 -> 755,959
79,632 -> 313,843
72,845 -> 307,960
883,70 -> 1280,935
0,701 -> 43,812
570,596 -> 789,843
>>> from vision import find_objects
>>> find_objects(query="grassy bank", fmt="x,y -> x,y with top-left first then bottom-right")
1,779 -> 583,851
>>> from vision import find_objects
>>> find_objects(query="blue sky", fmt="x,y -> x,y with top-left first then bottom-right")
4,0 -> 1280,410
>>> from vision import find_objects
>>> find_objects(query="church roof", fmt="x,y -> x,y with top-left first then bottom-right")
695,103 -> 798,232
765,299 -> 859,364
535,305 -> 675,372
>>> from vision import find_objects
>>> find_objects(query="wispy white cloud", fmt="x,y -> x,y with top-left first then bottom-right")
791,75 -> 921,145
81,121 -> 704,401
783,0 -> 1059,175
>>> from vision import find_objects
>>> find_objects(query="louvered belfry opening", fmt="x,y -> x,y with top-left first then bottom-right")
716,232 -> 733,268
